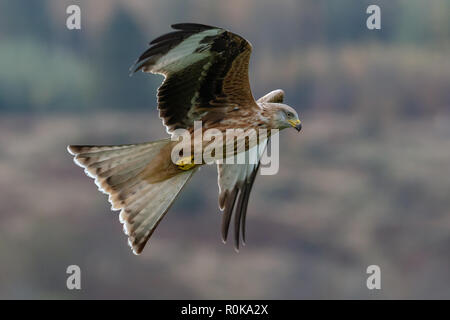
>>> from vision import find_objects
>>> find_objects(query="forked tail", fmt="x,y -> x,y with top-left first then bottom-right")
67,139 -> 196,254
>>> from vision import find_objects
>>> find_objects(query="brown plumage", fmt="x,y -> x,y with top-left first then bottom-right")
68,23 -> 302,254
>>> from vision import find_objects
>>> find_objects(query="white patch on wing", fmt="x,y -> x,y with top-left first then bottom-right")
153,29 -> 223,74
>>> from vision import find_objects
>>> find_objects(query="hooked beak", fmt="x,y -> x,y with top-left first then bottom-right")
288,119 -> 302,132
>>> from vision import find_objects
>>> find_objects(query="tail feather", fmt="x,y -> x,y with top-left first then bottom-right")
71,143 -> 156,165
67,139 -> 196,254
124,172 -> 195,253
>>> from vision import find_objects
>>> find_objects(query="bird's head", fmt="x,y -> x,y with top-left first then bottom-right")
267,103 -> 302,132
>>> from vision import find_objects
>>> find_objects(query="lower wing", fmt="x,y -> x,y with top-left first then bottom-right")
216,138 -> 268,251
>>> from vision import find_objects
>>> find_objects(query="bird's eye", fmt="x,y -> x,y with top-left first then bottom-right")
287,112 -> 293,118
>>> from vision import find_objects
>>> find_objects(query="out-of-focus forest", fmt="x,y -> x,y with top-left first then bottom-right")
0,0 -> 449,299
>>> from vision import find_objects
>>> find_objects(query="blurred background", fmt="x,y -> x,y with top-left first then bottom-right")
0,0 -> 449,299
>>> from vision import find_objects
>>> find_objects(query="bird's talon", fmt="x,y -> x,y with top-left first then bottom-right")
176,155 -> 195,170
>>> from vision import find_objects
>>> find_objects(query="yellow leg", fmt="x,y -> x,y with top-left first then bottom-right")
176,155 -> 196,171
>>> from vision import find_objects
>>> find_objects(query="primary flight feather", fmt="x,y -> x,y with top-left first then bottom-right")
68,23 -> 302,254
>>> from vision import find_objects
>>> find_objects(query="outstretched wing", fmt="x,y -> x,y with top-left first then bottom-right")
217,139 -> 268,251
133,23 -> 258,133
217,91 -> 284,250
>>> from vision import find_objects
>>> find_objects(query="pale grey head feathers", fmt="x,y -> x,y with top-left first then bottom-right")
267,103 -> 302,131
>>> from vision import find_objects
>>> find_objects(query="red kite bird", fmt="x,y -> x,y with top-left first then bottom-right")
68,23 -> 302,254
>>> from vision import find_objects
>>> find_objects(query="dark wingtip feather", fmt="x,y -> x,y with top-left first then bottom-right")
149,30 -> 193,45
171,23 -> 218,31
220,161 -> 261,250
221,188 -> 238,243
240,164 -> 260,245
129,59 -> 140,76
233,187 -> 245,251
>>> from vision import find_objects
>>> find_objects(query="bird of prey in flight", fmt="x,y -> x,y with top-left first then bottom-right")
68,23 -> 302,254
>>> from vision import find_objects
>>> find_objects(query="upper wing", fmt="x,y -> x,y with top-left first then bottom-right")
133,23 -> 258,133
257,89 -> 285,104
217,139 -> 268,251
217,91 -> 284,250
